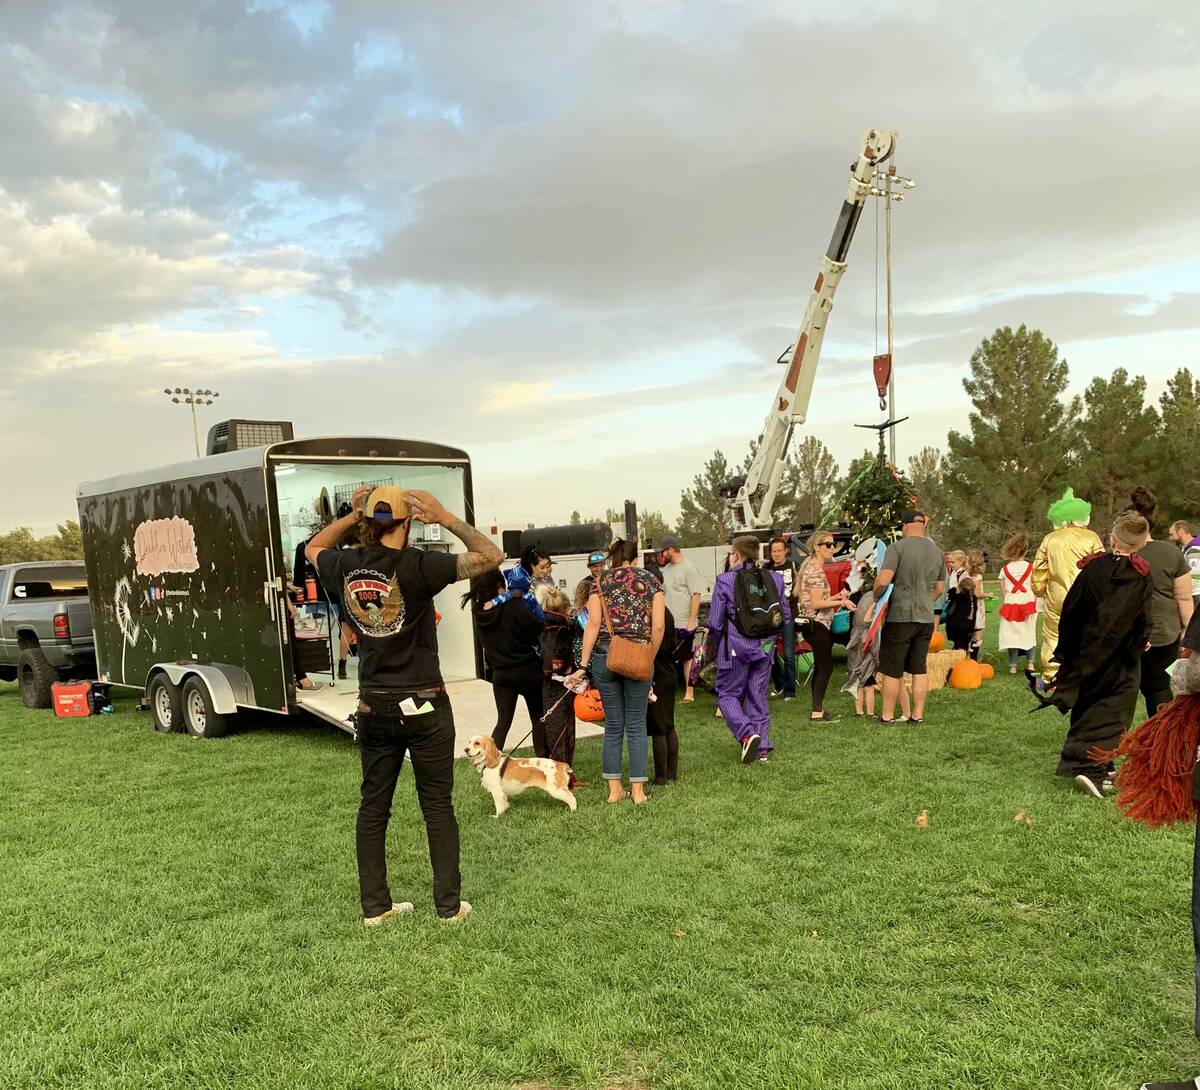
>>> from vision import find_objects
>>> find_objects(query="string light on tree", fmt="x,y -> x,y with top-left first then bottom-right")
162,386 -> 221,457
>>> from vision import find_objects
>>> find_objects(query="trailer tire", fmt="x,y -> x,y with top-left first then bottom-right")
17,647 -> 56,709
181,677 -> 229,739
148,674 -> 182,733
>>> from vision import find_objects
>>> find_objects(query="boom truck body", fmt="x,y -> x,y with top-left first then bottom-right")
725,128 -> 900,538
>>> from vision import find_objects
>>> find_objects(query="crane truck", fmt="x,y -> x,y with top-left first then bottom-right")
723,128 -> 901,537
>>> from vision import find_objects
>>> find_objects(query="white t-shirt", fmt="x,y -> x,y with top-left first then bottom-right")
662,558 -> 703,627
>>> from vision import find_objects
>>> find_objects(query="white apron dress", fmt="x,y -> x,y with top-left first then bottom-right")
998,561 -> 1038,651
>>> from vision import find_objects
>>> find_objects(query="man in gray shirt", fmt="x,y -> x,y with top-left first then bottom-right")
873,510 -> 946,725
658,537 -> 703,702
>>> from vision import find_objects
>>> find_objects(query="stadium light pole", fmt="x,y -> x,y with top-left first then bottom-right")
163,386 -> 221,457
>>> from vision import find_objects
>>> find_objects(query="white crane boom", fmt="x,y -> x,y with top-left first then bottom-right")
729,128 -> 898,533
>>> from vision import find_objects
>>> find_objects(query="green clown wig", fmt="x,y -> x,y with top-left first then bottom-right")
1047,488 -> 1091,527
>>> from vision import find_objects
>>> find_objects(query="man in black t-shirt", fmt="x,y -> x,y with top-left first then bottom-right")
307,484 -> 502,926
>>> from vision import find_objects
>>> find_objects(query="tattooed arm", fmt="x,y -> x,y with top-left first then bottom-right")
403,490 -> 502,580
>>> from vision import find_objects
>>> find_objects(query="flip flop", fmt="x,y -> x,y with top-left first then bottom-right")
607,789 -> 631,804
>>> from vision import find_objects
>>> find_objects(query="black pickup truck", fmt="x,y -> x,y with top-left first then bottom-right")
0,561 -> 95,708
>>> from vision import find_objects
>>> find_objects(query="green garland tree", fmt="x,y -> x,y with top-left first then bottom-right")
837,434 -> 915,540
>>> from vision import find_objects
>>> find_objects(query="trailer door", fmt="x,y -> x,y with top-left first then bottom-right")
229,469 -> 289,712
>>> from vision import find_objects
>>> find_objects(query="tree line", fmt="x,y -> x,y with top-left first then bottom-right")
5,327 -> 1196,563
0,522 -> 84,565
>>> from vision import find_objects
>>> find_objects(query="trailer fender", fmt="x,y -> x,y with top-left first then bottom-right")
146,663 -> 255,715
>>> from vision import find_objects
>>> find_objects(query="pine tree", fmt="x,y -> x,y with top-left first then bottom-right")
943,325 -> 1081,546
1077,368 -> 1160,529
776,435 -> 840,529
906,446 -> 963,545
907,447 -> 947,516
639,510 -> 671,548
1156,368 -> 1200,523
675,449 -> 736,546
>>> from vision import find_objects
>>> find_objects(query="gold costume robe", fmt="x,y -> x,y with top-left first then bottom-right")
1031,525 -> 1105,683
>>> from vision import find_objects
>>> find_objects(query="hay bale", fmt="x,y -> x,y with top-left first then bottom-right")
876,648 -> 967,692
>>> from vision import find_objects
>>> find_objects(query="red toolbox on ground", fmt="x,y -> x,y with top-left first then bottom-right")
51,680 -> 113,718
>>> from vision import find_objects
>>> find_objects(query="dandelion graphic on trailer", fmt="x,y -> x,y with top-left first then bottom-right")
113,577 -> 140,684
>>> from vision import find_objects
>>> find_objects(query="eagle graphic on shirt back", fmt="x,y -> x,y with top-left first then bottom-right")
343,568 -> 406,637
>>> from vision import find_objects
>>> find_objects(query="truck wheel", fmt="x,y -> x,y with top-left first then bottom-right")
148,674 -> 182,733
181,677 -> 228,739
17,647 -> 56,709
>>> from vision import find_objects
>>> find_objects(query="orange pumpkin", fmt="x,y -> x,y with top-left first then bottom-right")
978,662 -> 995,680
574,689 -> 605,722
950,659 -> 982,690
928,630 -> 946,653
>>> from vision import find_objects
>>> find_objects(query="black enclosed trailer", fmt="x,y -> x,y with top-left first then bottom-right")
77,436 -> 477,737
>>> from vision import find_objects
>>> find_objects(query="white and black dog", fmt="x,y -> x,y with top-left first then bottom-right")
463,734 -> 577,817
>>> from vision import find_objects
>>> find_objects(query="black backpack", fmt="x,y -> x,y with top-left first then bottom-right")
732,564 -> 784,639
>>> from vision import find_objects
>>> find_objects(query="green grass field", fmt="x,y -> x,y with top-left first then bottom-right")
3,624 -> 1198,1090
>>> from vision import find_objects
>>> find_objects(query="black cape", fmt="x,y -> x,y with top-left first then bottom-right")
1052,552 -> 1151,779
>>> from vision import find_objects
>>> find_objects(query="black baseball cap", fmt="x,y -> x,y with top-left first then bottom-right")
900,509 -> 927,525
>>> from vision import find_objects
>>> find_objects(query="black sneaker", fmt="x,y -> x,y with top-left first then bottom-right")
1139,1080 -> 1200,1089
337,659 -> 347,680
1073,773 -> 1104,799
740,734 -> 761,764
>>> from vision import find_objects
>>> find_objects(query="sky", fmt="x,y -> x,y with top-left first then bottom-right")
2,0 -> 1198,535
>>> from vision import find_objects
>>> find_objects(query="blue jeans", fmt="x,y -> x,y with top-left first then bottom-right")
593,650 -> 651,783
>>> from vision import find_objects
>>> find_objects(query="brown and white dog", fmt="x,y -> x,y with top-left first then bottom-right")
463,735 -> 577,816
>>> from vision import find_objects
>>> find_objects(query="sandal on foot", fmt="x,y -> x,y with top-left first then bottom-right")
607,790 -> 631,804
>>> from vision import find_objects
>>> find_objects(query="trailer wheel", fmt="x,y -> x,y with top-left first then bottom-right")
17,647 -> 56,709
148,674 -> 182,733
181,677 -> 229,739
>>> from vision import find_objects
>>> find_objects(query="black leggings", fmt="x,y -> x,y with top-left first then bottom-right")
800,620 -> 834,713
491,667 -> 546,756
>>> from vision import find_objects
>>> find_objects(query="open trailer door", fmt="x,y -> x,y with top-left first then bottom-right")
264,436 -> 479,732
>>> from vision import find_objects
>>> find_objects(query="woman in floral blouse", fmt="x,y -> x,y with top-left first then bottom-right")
572,539 -> 665,805
798,531 -> 850,722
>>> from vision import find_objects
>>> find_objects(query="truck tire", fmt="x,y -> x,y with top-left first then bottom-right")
148,674 -> 182,733
181,676 -> 229,739
17,647 -> 56,709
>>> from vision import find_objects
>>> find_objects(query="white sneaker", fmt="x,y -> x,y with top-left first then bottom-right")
440,900 -> 473,923
1073,774 -> 1104,800
363,901 -> 414,927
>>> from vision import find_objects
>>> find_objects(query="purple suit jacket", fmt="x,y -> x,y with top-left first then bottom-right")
709,564 -> 791,665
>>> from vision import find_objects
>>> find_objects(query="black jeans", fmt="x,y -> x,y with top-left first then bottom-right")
799,620 -> 833,712
355,693 -> 461,919
491,665 -> 546,755
1141,639 -> 1179,720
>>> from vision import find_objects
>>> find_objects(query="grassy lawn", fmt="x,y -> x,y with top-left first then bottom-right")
2,620 -> 1198,1090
